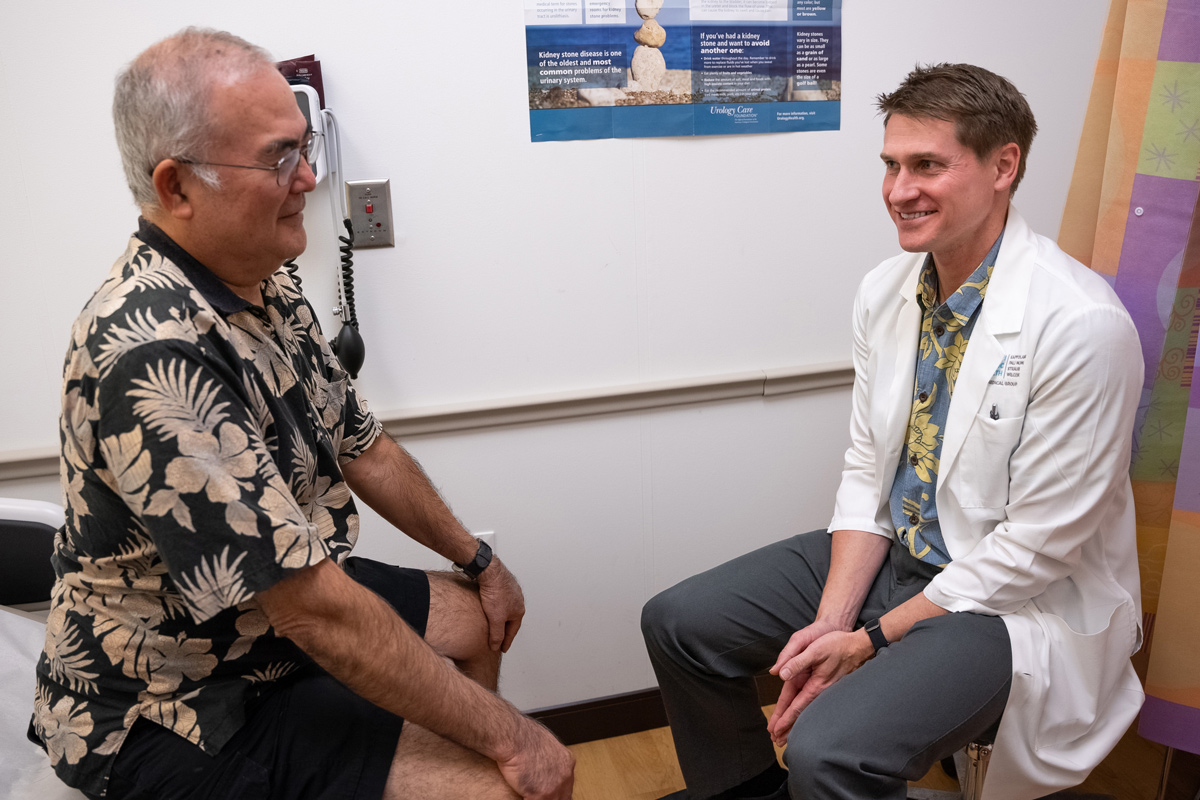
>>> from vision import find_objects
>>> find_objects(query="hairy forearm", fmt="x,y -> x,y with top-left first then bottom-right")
343,434 -> 478,565
259,559 -> 525,761
817,530 -> 893,630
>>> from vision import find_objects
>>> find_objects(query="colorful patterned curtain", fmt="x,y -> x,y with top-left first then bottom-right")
1058,0 -> 1200,754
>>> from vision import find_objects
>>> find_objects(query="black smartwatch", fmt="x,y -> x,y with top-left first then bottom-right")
863,618 -> 889,653
453,538 -> 493,581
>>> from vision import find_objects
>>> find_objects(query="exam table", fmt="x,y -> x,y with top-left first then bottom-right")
1,605 -> 86,799
1,497 -> 86,798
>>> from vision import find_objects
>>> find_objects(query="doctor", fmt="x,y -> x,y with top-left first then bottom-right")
642,63 -> 1143,800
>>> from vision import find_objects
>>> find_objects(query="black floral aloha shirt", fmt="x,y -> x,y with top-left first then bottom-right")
28,218 -> 382,797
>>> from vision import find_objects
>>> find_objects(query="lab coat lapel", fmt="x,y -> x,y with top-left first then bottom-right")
880,261 -> 923,495
939,207 -> 1035,482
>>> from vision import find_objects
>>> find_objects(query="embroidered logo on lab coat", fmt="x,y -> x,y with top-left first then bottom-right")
988,354 -> 1027,386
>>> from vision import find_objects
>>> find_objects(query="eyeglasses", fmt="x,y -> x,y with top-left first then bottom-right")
172,132 -> 322,187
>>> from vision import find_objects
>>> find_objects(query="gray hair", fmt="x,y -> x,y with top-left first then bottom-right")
113,27 -> 273,209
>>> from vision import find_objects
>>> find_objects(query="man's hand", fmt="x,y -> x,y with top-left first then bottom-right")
768,619 -> 841,678
477,557 -> 525,652
496,717 -> 576,800
765,623 -> 873,746
340,435 -> 527,651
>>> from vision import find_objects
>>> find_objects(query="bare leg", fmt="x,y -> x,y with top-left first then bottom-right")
384,722 -> 521,800
382,572 -> 515,798
424,570 -> 502,690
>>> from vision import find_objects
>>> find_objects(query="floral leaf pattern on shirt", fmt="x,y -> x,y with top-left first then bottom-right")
897,495 -> 933,560
94,619 -> 217,697
101,427 -> 152,508
34,686 -> 94,767
889,236 -> 1002,567
45,619 -> 101,696
934,332 -> 969,394
83,255 -> 186,339
140,691 -> 202,745
227,609 -> 270,661
904,383 -> 941,484
175,546 -> 252,619
31,221 -> 383,797
248,662 -> 298,684
129,359 -> 229,441
241,372 -> 277,456
164,426 -> 258,505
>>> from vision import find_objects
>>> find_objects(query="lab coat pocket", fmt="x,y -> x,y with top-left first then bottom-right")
1033,602 -> 1135,750
956,413 -> 1024,508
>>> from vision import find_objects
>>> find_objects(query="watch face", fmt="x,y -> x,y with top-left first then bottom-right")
457,540 -> 492,579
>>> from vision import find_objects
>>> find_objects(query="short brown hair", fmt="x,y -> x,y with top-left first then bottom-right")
876,63 -> 1037,194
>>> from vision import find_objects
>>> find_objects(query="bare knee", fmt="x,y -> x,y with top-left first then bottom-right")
425,571 -> 501,689
386,722 -> 519,800
426,572 -> 488,657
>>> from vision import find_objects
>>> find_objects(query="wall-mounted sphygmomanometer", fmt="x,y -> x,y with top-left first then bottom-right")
290,84 -> 328,184
281,69 -> 366,379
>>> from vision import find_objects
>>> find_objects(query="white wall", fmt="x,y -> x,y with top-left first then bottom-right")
0,1 -> 1107,710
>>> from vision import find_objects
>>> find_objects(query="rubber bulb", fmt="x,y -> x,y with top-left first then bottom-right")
333,324 -> 366,379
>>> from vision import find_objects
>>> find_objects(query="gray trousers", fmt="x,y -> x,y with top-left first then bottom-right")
641,530 -> 1012,800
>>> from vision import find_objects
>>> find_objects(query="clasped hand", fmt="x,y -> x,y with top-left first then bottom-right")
477,557 -> 526,652
766,620 -> 874,746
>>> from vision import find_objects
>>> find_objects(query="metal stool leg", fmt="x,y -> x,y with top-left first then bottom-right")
1155,746 -> 1173,800
961,741 -> 993,800
906,740 -> 993,800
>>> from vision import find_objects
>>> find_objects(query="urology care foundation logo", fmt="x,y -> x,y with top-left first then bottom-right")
710,104 -> 758,123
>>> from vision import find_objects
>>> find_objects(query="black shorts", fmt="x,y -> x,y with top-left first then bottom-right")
95,558 -> 430,800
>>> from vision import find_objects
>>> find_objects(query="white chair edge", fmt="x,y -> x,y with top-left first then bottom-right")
0,498 -> 65,529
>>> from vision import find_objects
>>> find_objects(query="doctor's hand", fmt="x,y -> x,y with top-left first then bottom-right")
766,626 -> 874,746
477,557 -> 526,652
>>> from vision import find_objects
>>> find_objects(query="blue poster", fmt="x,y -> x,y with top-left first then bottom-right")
525,0 -> 841,141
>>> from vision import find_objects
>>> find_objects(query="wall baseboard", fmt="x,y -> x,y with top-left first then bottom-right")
529,674 -> 785,746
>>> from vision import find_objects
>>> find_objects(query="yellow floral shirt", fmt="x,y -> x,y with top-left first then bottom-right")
889,233 -> 1002,565
28,219 -> 381,796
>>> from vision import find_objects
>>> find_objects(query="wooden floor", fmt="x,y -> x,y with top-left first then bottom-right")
568,705 -> 1180,800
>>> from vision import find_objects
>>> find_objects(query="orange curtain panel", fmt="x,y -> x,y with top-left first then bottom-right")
1059,0 -> 1200,753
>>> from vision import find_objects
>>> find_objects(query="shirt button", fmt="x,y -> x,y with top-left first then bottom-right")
918,391 -> 928,402
909,513 -> 919,524
909,454 -> 918,465
934,325 -> 945,336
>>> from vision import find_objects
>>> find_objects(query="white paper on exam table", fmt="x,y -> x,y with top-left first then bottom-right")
1,606 -> 88,799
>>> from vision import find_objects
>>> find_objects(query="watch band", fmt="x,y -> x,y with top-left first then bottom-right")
864,618 -> 889,653
453,538 -> 493,581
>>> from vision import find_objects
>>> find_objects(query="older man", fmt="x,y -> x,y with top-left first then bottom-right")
28,28 -> 572,800
642,64 -> 1144,800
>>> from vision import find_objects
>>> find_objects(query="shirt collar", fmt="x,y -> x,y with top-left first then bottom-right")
137,217 -> 257,316
917,231 -> 1005,319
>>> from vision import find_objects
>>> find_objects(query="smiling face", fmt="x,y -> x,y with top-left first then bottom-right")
880,114 -> 1015,282
181,65 -> 316,288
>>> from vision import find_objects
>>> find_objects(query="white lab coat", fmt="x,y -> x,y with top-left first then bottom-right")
829,207 -> 1144,800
